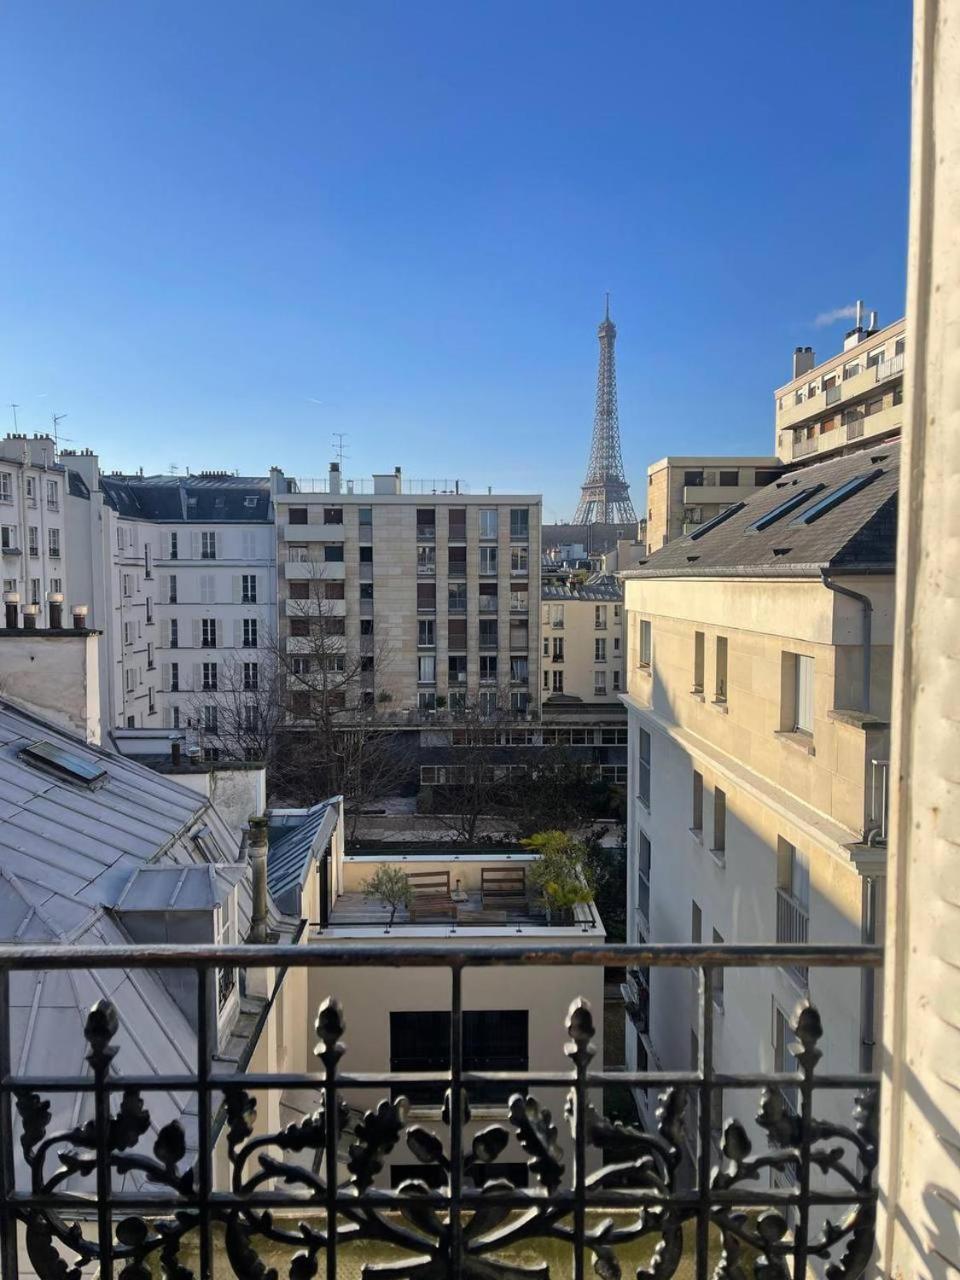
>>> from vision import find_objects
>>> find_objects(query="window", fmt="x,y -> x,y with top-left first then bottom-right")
324,544 -> 344,563
693,631 -> 704,692
288,507 -> 308,525
170,619 -> 179,649
510,690 -> 529,714
551,605 -> 564,629
479,546 -> 498,574
418,690 -> 436,712
360,618 -> 374,636
125,668 -> 137,694
418,619 -> 435,647
638,619 -> 652,667
123,620 -> 134,647
712,930 -> 725,1010
715,636 -> 728,702
479,618 -> 498,647
323,506 -> 343,525
448,655 -> 467,684
774,1007 -> 799,1115
595,605 -> 607,629
418,545 -> 437,574
479,508 -> 498,539
243,662 -> 258,691
748,485 -> 824,531
390,1011 -> 528,1106
691,901 -> 701,944
359,506 -> 373,528
713,788 -> 726,858
637,831 -> 651,923
480,655 -> 497,681
718,470 -> 739,486
145,597 -> 153,624
48,528 -> 60,558
777,838 -> 809,909
168,574 -> 178,603
360,582 -> 374,600
510,546 -> 528,573
29,578 -> 40,606
692,771 -> 703,835
49,577 -> 61,595
27,527 -> 38,558
200,575 -> 216,604
552,670 -> 564,693
0,472 -> 11,502
791,470 -> 883,526
201,531 -> 217,559
417,582 -> 436,611
203,705 -> 218,733
144,545 -> 152,578
201,619 -> 217,648
287,543 -> 310,563
202,662 -> 218,692
595,637 -> 606,661
25,476 -> 36,504
613,669 -> 621,691
447,581 -> 466,612
241,574 -> 257,603
688,503 -> 745,541
510,508 -> 529,539
510,587 -> 528,611
552,636 -> 564,661
510,656 -> 529,683
290,580 -> 310,600
122,573 -> 133,597
169,531 -> 179,559
243,618 -> 258,648
637,727 -> 651,808
479,688 -> 497,716
359,545 -> 373,564
683,506 -> 702,525
289,617 -> 310,637
291,656 -> 310,675
244,704 -> 258,732
416,508 -> 436,538
448,508 -> 466,539
418,655 -> 436,684
843,359 -> 861,380
46,479 -> 59,509
594,670 -> 607,695
683,470 -> 704,487
169,662 -> 180,692
793,654 -> 814,733
0,525 -> 14,551
543,669 -> 550,690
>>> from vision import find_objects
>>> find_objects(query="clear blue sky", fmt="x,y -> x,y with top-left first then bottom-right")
0,2 -> 911,520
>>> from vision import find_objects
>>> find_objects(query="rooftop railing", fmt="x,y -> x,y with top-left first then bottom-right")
292,478 -> 471,495
0,940 -> 881,1280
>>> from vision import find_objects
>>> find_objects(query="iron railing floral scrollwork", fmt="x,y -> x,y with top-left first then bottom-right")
0,942 -> 880,1280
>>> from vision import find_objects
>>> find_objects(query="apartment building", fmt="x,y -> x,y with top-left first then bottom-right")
65,451 -> 276,741
774,307 -> 905,465
270,464 -> 542,719
622,446 -> 897,1151
645,456 -> 783,553
0,434 -> 68,622
542,576 -> 624,704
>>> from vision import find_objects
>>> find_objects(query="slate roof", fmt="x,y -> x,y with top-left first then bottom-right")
70,473 -> 272,522
267,799 -> 339,913
542,573 -> 623,602
623,444 -> 900,580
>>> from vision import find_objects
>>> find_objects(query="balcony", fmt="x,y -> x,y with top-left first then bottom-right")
0,940 -> 881,1280
681,483 -> 757,505
876,351 -> 904,382
792,434 -> 820,459
776,887 -> 810,986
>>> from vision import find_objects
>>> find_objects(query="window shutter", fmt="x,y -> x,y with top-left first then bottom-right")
191,531 -> 201,559
232,576 -> 242,603
160,620 -> 170,648
214,619 -> 220,647
159,574 -> 169,602
234,619 -> 243,646
162,706 -> 172,729
193,664 -> 202,692
192,619 -> 202,648
161,663 -> 170,691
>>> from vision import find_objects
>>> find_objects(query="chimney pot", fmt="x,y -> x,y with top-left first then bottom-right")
4,592 -> 20,629
171,741 -> 182,766
247,815 -> 269,943
71,605 -> 89,631
47,592 -> 64,630
21,604 -> 38,630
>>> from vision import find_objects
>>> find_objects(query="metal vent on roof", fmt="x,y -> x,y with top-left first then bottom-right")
244,496 -> 258,507
789,469 -> 884,526
19,740 -> 108,788
748,485 -> 824,532
687,502 -> 746,541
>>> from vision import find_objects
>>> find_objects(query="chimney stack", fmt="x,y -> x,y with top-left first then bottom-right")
329,461 -> 341,495
247,815 -> 269,943
21,604 -> 38,631
792,346 -> 816,379
4,592 -> 19,629
171,740 -> 182,767
71,604 -> 88,631
47,592 -> 63,630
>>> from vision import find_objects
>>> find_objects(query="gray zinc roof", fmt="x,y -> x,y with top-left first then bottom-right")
542,573 -> 623,602
623,444 -> 900,580
268,799 -> 339,912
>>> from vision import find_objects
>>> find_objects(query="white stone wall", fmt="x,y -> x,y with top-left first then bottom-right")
0,437 -> 68,621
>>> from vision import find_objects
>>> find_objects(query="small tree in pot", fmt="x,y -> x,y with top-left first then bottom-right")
522,829 -> 595,923
362,865 -> 412,928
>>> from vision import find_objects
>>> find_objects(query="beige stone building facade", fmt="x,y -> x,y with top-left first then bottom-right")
645,456 -> 783,553
774,310 -> 905,465
270,465 -> 542,719
622,447 -> 897,1148
541,576 -> 624,704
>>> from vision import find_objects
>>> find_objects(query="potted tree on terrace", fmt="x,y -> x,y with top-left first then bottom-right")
522,829 -> 596,925
362,865 -> 413,931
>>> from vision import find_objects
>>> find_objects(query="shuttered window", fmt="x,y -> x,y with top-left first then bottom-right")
795,655 -> 814,733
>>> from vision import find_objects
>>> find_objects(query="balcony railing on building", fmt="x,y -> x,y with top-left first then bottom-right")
0,940 -> 880,1280
875,351 -> 904,382
776,887 -> 810,987
792,433 -> 819,459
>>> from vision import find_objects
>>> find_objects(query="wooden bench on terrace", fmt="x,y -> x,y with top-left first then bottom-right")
480,867 -> 528,913
407,870 -> 458,922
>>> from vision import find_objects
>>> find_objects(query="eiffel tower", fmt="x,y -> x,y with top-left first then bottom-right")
573,297 -> 637,524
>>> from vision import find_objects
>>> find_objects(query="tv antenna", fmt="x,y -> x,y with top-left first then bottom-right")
52,413 -> 68,451
8,404 -> 19,431
332,432 -> 348,469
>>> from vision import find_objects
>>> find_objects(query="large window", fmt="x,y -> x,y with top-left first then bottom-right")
794,654 -> 814,733
637,831 -> 651,923
418,655 -> 436,684
201,531 -> 217,560
712,788 -> 726,858
390,1010 -> 528,1105
693,631 -> 704,693
509,508 -> 529,539
479,546 -> 498,575
479,509 -> 498,539
241,574 -> 257,603
637,727 -> 651,808
715,636 -> 728,702
639,619 -> 652,667
692,770 -> 703,835
448,581 -> 466,612
418,619 -> 435,647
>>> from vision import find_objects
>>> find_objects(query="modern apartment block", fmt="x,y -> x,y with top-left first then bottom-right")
774,308 -> 905,465
65,451 -> 276,740
270,464 -> 542,719
0,434 -> 68,622
541,576 -> 624,704
645,456 -> 783,553
622,446 -> 897,1148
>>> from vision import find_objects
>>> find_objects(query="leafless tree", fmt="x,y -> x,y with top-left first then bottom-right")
423,705 -> 519,844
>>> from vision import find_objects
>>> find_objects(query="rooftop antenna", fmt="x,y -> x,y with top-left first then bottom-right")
52,412 -> 67,452
8,404 -> 19,432
605,291 -> 611,321
332,432 -> 348,469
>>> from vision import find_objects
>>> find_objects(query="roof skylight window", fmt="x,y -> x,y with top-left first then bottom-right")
20,740 -> 108,788
789,469 -> 884,526
687,502 -> 745,541
748,485 -> 824,532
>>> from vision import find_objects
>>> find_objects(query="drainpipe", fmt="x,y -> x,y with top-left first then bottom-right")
820,569 -> 872,713
860,876 -> 879,1072
247,815 -> 269,943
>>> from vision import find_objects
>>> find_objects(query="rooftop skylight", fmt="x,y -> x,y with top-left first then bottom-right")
687,502 -> 746,541
789,469 -> 884,526
19,740 -> 108,788
748,485 -> 825,532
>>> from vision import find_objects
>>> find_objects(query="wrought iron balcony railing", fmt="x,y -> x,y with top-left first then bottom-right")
0,940 -> 881,1280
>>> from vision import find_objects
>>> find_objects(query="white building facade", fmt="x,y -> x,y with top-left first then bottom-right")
0,434 -> 68,623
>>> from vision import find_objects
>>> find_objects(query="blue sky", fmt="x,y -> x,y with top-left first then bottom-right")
0,2 -> 911,520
